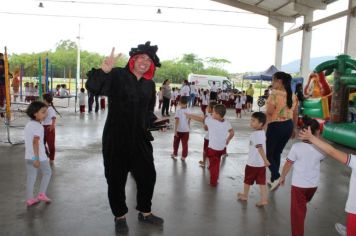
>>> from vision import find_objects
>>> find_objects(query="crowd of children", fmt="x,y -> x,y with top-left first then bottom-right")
19,79 -> 355,236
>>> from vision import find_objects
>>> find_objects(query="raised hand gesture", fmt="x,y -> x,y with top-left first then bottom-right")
101,47 -> 122,73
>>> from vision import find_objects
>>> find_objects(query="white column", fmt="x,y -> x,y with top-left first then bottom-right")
269,18 -> 284,70
300,11 -> 313,81
345,0 -> 356,58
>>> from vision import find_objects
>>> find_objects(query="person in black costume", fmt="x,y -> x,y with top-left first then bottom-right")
86,42 -> 164,233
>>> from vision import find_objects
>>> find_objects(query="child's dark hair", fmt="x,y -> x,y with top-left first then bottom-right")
302,115 -> 320,135
43,93 -> 61,117
214,104 -> 226,118
180,96 -> 189,105
208,101 -> 217,109
26,101 -> 47,119
80,88 -> 85,93
251,112 -> 266,126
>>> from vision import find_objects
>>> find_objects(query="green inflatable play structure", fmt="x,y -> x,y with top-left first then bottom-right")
314,54 -> 356,149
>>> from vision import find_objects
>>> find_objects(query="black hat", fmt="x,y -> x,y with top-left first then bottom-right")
129,41 -> 161,67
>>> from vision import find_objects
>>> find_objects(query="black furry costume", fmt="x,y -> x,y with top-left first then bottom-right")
86,42 -> 160,217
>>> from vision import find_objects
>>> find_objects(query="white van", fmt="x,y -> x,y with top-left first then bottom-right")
187,73 -> 233,91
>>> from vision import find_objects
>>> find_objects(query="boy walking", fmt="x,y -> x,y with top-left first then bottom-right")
187,104 -> 234,186
171,96 -> 191,160
238,112 -> 270,207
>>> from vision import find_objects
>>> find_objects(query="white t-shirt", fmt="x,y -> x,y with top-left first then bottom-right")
247,130 -> 266,167
346,154 -> 356,214
204,114 -> 212,140
201,94 -> 209,106
175,107 -> 190,132
78,92 -> 86,106
42,106 -> 56,126
190,85 -> 196,95
241,95 -> 247,104
210,84 -> 217,92
180,85 -> 190,97
171,91 -> 178,101
287,142 -> 325,188
24,120 -> 47,161
235,98 -> 243,109
205,117 -> 232,151
59,88 -> 68,96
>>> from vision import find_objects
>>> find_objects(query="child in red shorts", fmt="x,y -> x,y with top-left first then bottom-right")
238,112 -> 270,207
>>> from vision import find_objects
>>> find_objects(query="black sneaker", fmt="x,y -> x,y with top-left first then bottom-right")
115,217 -> 129,233
138,213 -> 164,225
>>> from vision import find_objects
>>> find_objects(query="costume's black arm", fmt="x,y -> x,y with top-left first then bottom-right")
85,68 -> 114,96
147,82 -> 158,126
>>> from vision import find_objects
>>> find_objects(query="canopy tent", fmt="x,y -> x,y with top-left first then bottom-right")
243,65 -> 280,81
242,65 -> 303,93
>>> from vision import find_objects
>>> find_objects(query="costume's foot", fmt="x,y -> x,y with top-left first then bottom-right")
237,193 -> 248,201
138,213 -> 164,225
115,217 -> 129,233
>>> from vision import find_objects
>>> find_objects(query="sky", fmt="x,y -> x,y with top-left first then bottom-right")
0,0 -> 349,73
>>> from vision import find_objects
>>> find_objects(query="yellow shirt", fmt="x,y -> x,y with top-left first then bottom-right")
246,87 -> 254,96
266,90 -> 298,122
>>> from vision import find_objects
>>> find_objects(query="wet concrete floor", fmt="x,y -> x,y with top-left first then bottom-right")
0,104 -> 355,236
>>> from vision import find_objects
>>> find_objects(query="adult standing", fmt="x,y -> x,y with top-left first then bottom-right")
265,72 -> 298,191
210,81 -> 218,101
180,80 -> 190,98
246,84 -> 255,112
86,42 -> 164,233
161,79 -> 171,117
189,82 -> 196,107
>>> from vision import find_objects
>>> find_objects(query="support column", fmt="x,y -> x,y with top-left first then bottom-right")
269,18 -> 284,70
345,0 -> 356,58
300,11 -> 313,81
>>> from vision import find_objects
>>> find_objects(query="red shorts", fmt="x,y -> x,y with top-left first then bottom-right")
235,108 -> 241,114
244,165 -> 266,185
170,100 -> 176,106
203,138 -> 209,153
347,213 -> 356,236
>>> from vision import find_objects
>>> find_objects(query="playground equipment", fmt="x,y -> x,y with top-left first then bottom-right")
313,54 -> 356,149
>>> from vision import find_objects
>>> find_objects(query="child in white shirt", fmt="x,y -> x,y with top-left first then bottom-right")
238,112 -> 270,207
235,94 -> 243,118
24,101 -> 52,206
200,90 -> 209,115
171,96 -> 191,160
187,104 -> 234,186
42,93 -> 58,165
78,88 -> 86,113
299,125 -> 356,236
279,117 -> 325,236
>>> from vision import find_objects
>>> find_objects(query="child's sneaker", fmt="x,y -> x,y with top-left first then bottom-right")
181,157 -> 186,161
199,160 -> 205,167
170,154 -> 177,160
26,198 -> 39,207
37,192 -> 51,203
221,154 -> 228,158
335,223 -> 346,236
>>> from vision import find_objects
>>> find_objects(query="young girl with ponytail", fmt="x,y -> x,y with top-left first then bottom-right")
42,93 -> 60,165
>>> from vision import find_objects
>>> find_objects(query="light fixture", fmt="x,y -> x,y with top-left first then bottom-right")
38,2 -> 44,8
157,8 -> 161,14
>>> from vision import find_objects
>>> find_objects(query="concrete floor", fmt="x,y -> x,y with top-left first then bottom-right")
0,103 -> 355,236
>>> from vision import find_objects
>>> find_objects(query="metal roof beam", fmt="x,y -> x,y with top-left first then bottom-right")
212,0 -> 296,22
296,0 -> 327,10
280,7 -> 356,38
